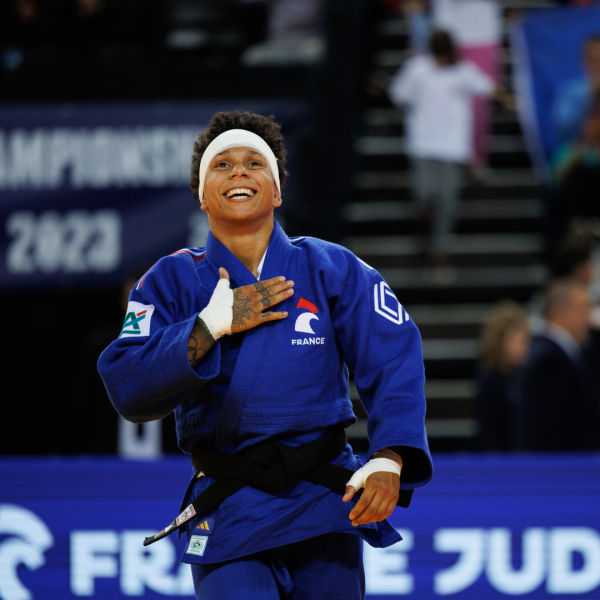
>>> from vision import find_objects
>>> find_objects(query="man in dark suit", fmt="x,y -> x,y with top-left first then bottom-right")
516,279 -> 600,450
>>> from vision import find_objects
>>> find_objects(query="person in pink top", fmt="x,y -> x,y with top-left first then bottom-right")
432,0 -> 503,172
389,30 -> 511,267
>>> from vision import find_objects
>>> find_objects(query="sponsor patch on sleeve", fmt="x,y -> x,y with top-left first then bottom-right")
119,302 -> 155,338
187,535 -> 209,556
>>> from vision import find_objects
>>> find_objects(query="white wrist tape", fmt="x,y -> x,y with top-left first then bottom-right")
346,458 -> 401,490
198,279 -> 234,340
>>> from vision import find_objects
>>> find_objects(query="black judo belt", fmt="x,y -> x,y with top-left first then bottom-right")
143,426 -> 413,546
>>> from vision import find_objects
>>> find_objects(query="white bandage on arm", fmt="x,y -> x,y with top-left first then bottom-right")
198,279 -> 234,340
346,458 -> 401,491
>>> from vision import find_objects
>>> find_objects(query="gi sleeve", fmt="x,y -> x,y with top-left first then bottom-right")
97,254 -> 221,423
325,247 -> 432,489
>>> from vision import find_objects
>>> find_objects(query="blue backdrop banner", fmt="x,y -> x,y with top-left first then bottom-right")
511,5 -> 600,171
0,101 -> 306,289
1,454 -> 599,599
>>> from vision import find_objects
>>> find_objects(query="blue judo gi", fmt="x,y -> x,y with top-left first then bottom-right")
98,222 -> 432,596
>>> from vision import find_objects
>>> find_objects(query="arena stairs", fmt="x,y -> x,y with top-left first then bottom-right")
344,0 -> 555,452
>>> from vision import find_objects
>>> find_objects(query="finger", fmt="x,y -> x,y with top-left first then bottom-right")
259,311 -> 288,322
373,496 -> 395,523
342,486 -> 355,502
349,487 -> 375,522
252,276 -> 286,292
351,476 -> 391,525
219,267 -> 230,281
352,494 -> 385,526
365,484 -> 399,524
263,287 -> 294,309
379,498 -> 396,521
256,280 -> 294,299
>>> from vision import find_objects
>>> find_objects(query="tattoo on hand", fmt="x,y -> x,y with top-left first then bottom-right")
261,297 -> 271,308
253,282 -> 265,291
187,319 -> 215,368
232,289 -> 256,329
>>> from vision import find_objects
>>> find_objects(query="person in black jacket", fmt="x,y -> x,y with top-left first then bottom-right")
476,301 -> 531,451
516,279 -> 600,450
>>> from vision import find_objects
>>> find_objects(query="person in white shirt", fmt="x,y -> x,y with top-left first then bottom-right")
388,30 -> 497,265
432,0 -> 503,168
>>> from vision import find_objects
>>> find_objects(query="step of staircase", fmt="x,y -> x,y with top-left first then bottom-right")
343,199 -> 542,222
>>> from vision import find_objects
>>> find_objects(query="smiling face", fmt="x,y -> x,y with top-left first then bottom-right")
201,146 -> 281,229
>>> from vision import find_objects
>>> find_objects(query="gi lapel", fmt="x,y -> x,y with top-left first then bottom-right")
212,222 -> 293,452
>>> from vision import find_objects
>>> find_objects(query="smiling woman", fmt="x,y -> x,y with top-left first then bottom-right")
189,111 -> 288,203
98,109 -> 432,600
201,145 -> 282,233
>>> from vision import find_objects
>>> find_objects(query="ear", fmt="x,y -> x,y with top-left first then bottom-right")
272,187 -> 282,208
200,196 -> 208,212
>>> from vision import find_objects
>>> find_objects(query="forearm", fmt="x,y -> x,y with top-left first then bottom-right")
187,318 -> 216,368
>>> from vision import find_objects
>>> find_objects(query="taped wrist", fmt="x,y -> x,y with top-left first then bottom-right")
346,457 -> 401,491
198,279 -> 234,340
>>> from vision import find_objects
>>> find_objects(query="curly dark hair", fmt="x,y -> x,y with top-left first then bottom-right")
189,110 -> 288,202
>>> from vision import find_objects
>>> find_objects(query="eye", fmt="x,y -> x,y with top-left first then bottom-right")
248,160 -> 264,167
214,161 -> 229,168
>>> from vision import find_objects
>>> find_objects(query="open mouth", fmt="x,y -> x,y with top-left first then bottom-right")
224,188 -> 257,200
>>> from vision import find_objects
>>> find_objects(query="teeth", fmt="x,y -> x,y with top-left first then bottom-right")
226,188 -> 255,198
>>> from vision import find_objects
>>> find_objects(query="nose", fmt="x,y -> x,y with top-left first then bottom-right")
229,162 -> 249,179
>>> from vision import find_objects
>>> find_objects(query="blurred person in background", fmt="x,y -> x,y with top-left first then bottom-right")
392,0 -> 432,56
553,35 -> 600,147
530,225 -> 597,332
550,226 -> 597,286
432,0 -> 503,177
550,225 -> 600,387
476,301 -> 531,451
241,0 -> 326,65
551,99 -> 600,236
516,279 -> 600,451
389,29 -> 510,270
532,226 -> 600,389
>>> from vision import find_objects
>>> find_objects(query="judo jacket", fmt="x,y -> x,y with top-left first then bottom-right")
98,222 -> 433,564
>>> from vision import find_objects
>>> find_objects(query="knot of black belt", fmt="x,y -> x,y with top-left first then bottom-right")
143,427 -> 412,546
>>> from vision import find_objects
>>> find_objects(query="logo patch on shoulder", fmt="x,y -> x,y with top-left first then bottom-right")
374,282 -> 409,325
120,301 -> 155,338
187,535 -> 209,556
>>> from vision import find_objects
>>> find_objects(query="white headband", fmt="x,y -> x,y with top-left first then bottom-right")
198,129 -> 280,200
